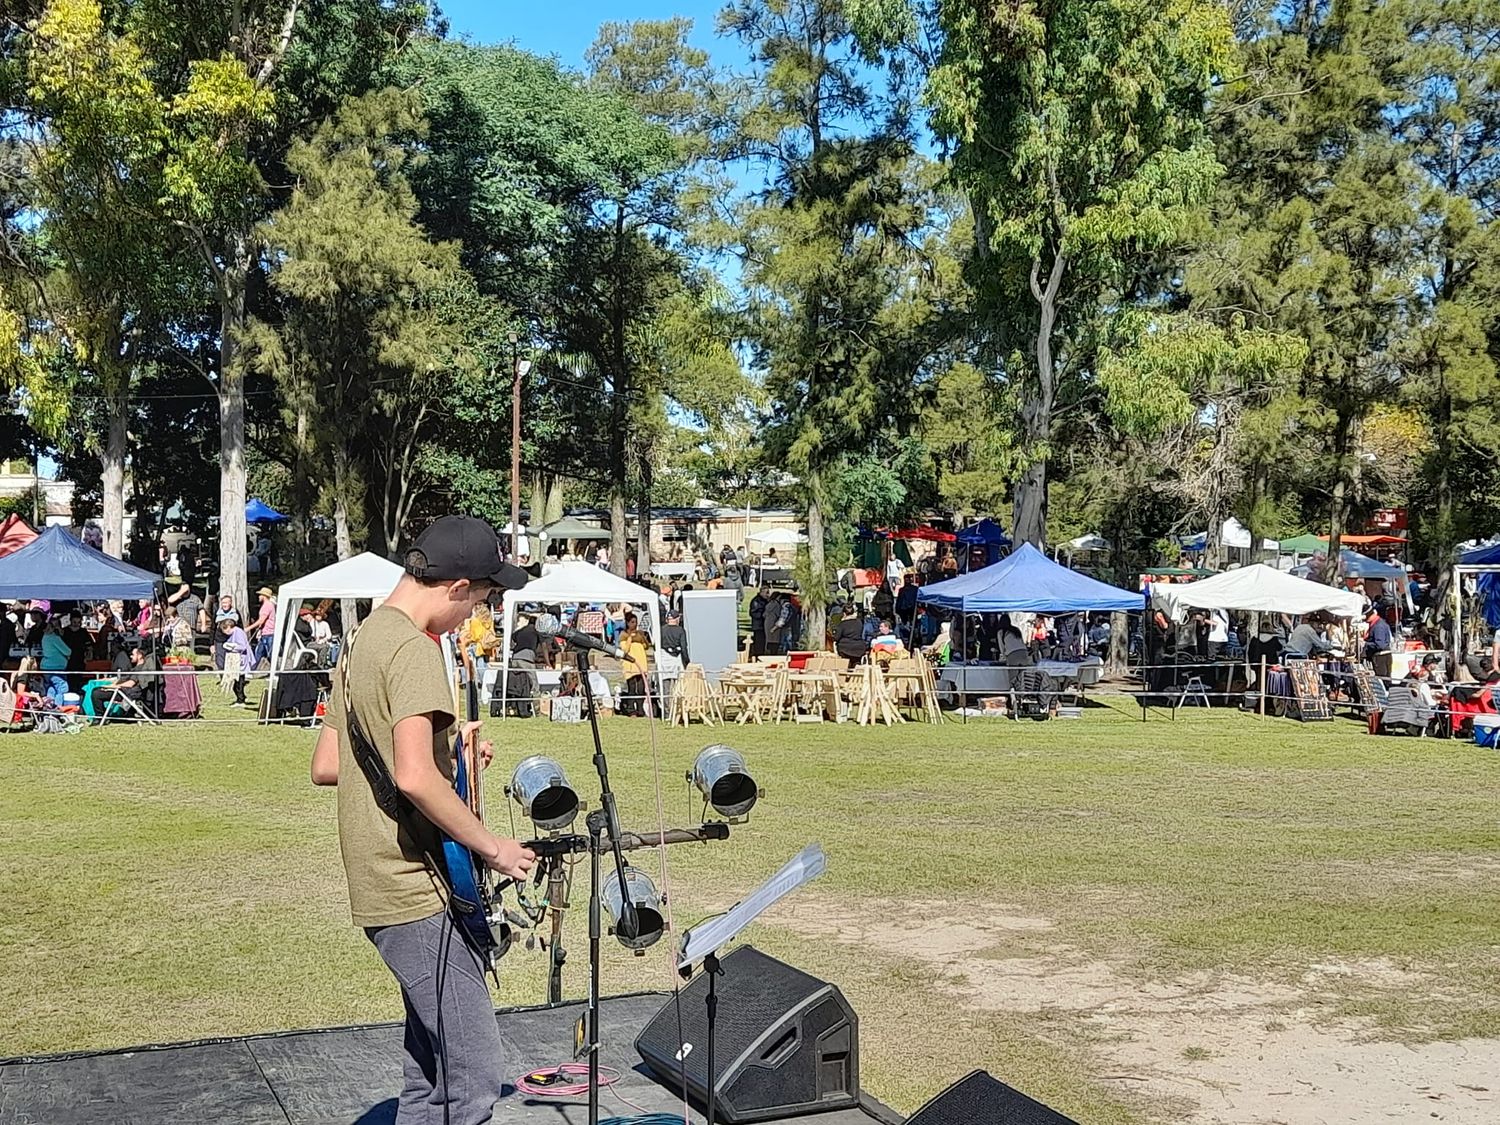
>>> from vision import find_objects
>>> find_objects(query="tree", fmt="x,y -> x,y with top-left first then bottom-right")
717,0 -> 945,645
247,88 -> 469,559
3,0 -> 189,557
919,0 -> 1233,545
398,38 -> 676,563
1097,313 -> 1307,567
1394,0 -> 1500,568
919,362 -> 1014,519
138,0 -> 432,607
1187,0 -> 1422,576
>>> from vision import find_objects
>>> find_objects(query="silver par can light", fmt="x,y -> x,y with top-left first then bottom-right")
601,865 -> 665,950
691,744 -> 759,819
508,755 -> 580,832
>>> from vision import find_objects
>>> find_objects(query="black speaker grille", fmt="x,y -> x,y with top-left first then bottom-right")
907,1071 -> 1081,1125
721,995 -> 844,1110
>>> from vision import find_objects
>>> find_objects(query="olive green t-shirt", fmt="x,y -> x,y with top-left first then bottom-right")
325,604 -> 457,928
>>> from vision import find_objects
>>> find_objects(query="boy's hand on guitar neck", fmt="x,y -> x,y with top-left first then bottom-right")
460,720 -> 494,769
484,834 -> 536,880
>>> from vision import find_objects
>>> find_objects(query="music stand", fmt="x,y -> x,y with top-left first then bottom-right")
676,843 -> 827,1125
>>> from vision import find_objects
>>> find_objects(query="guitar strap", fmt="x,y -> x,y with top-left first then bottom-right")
337,625 -> 460,905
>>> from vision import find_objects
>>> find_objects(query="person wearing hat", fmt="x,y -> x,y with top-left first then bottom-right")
310,514 -> 534,1125
248,586 -> 277,669
659,607 -> 689,665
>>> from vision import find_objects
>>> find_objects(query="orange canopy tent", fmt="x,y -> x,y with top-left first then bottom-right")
1323,534 -> 1406,547
0,514 -> 38,559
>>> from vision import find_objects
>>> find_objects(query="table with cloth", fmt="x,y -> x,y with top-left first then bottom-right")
161,668 -> 202,718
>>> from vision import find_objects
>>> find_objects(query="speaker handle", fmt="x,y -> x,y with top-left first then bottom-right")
758,1026 -> 801,1068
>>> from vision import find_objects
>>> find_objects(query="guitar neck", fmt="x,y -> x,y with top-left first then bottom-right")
460,645 -> 483,820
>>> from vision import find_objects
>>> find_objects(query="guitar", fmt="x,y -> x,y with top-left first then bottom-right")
440,642 -> 513,964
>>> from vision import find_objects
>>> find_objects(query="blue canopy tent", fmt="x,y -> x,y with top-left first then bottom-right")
0,525 -> 161,599
1292,549 -> 1405,581
246,498 -> 290,523
1456,542 -> 1500,638
916,542 -> 1141,614
954,517 -> 1009,570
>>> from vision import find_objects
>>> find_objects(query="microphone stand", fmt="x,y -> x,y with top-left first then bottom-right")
573,645 -> 638,1125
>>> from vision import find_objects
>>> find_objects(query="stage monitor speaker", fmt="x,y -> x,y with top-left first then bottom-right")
635,945 -> 858,1123
907,1070 -> 1081,1125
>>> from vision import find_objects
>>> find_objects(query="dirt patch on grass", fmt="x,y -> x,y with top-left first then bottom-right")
772,899 -> 1500,1124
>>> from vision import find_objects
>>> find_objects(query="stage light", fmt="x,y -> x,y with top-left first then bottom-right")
602,864 -> 665,950
508,755 -> 580,832
689,744 -> 760,820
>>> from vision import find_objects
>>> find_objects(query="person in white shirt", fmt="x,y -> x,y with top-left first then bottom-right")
885,553 -> 906,592
1207,607 -> 1230,659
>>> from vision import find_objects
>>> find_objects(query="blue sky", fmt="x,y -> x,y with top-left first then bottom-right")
439,1 -> 735,69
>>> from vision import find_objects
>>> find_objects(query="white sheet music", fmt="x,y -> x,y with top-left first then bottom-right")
678,842 -> 826,971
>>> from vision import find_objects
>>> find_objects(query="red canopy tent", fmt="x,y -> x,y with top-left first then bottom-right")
0,514 -> 39,559
886,526 -> 957,542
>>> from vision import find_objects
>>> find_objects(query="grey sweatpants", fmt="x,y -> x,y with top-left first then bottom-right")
367,911 -> 506,1125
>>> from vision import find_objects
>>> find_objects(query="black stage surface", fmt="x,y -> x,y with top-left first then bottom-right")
0,992 -> 899,1125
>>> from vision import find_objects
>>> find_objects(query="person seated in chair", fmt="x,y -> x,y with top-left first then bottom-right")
1285,614 -> 1335,659
91,641 -> 160,718
833,603 -> 869,667
869,619 -> 906,662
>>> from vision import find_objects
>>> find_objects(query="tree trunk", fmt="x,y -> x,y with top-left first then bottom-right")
218,229 -> 252,615
332,445 -> 355,562
100,373 -> 129,560
804,465 -> 827,649
1246,464 -> 1270,566
332,443 -> 359,630
607,201 -> 629,577
635,447 -> 652,580
1325,408 -> 1361,586
289,390 -> 312,575
1014,249 -> 1066,546
1107,611 -> 1128,676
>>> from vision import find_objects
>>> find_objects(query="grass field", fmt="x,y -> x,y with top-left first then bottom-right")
3,693 -> 1499,1122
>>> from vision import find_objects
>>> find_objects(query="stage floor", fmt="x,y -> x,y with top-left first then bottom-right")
0,992 -> 898,1125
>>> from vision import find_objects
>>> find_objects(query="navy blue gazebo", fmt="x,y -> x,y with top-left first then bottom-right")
0,526 -> 161,599
917,542 -> 1140,614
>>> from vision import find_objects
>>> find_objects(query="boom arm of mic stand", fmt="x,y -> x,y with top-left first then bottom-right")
524,822 -> 729,858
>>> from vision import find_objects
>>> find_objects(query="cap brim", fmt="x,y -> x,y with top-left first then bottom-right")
487,562 -> 531,591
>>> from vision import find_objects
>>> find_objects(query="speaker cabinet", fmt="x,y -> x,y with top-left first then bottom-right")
907,1070 -> 1081,1125
635,945 -> 859,1122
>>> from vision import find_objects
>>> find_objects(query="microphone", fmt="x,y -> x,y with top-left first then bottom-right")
538,621 -> 625,660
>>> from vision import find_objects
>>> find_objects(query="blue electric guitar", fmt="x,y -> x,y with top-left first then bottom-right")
440,644 -> 513,964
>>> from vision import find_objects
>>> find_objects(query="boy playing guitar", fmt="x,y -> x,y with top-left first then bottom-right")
312,515 -> 534,1125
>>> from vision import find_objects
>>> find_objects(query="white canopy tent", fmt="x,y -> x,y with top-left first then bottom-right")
268,553 -> 404,701
1151,563 -> 1365,623
496,561 -> 663,711
1183,517 -> 1280,553
748,527 -> 807,546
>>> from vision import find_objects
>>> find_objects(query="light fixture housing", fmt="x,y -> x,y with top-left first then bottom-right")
508,755 -> 580,832
601,864 -> 665,950
690,744 -> 759,820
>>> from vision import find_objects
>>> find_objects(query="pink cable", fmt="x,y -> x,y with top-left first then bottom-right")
513,1063 -> 619,1097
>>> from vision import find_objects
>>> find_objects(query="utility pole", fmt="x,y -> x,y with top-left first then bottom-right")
509,334 -> 532,561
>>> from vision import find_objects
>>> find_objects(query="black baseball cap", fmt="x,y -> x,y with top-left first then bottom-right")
405,516 -> 530,590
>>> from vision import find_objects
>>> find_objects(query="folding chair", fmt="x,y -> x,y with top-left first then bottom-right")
98,686 -> 159,725
1178,675 -> 1211,708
